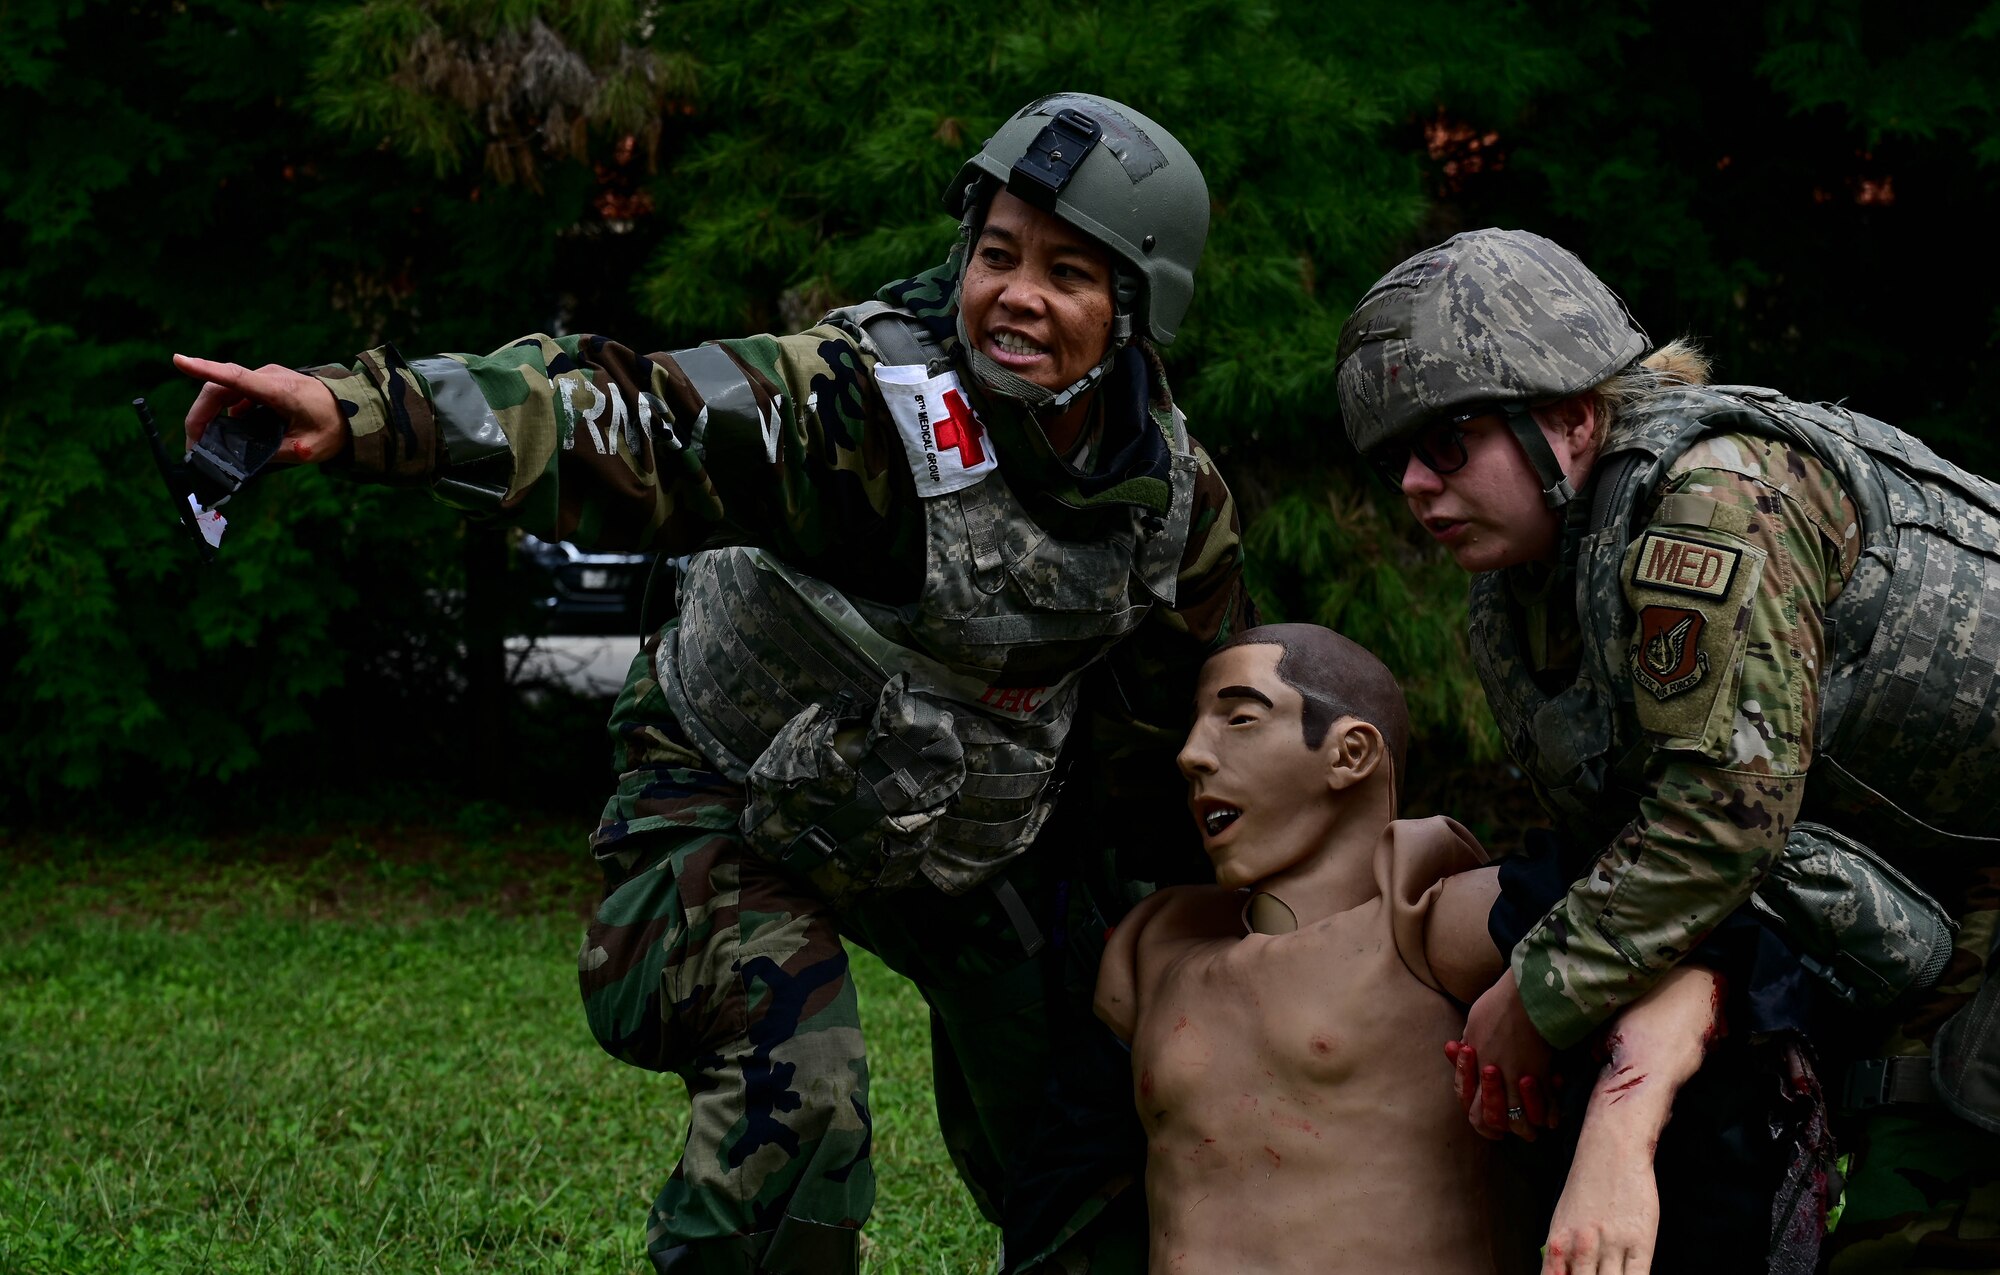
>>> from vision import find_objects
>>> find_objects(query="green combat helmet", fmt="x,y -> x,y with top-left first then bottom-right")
944,93 -> 1209,413
1336,228 -> 1649,508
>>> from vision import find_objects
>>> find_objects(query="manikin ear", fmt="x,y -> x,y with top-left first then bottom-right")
1323,718 -> 1387,793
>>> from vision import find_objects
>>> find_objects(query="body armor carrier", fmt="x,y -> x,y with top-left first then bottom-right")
1471,383 -> 2000,1126
659,312 -> 1198,901
1472,382 -> 2000,856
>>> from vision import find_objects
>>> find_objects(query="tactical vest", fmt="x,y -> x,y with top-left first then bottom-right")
658,308 -> 1199,898
1471,383 -> 2000,860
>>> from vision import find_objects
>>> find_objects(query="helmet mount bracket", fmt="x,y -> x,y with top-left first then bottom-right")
1006,109 -> 1103,214
944,92 -> 1208,346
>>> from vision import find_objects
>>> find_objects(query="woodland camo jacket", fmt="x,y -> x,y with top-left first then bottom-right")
305,257 -> 1250,789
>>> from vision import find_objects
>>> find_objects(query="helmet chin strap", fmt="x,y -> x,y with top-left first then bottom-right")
1499,405 -> 1578,510
957,308 -> 1118,415
952,192 -> 1137,419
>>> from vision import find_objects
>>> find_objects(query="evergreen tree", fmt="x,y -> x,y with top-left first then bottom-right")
6,0 -> 1991,809
0,0 -> 653,808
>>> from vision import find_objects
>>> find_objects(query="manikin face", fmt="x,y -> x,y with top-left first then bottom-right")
959,189 -> 1117,393
1396,410 -> 1587,573
1177,643 -> 1343,890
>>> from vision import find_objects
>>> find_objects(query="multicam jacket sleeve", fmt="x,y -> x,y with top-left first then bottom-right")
310,327 -> 918,577
1513,434 -> 1863,1048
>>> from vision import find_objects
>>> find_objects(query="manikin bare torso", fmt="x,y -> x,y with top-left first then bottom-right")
1100,818 -> 1502,1275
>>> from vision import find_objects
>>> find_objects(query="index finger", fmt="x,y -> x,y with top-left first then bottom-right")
1453,1042 -> 1479,1116
173,354 -> 288,403
1473,1063 -> 1508,1140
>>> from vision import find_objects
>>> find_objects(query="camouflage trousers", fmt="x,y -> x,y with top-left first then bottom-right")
579,649 -> 1144,1275
1824,1110 -> 2000,1272
1821,878 -> 2000,1273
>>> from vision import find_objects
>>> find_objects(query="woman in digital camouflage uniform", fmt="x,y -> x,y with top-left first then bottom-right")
175,94 -> 1250,1275
1337,227 -> 2000,1272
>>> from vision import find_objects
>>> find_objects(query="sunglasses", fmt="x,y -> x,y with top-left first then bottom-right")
1367,404 -> 1532,492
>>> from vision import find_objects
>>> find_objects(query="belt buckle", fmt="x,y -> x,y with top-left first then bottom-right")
779,826 -> 840,873
779,826 -> 883,904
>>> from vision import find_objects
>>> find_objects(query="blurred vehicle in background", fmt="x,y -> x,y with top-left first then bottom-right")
514,534 -> 654,636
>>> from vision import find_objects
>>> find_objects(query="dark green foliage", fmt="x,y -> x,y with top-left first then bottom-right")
1457,0 -> 2000,474
3,0 -> 377,798
0,1 -> 647,810
5,0 -> 1992,809
1241,467 -> 1502,761
593,0 -> 1576,429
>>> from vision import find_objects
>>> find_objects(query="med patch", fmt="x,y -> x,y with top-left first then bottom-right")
1629,531 -> 1741,599
1620,522 -> 1768,756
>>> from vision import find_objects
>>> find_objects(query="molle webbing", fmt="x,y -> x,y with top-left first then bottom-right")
664,548 -> 887,777
1579,385 -> 2000,845
663,547 -> 1074,890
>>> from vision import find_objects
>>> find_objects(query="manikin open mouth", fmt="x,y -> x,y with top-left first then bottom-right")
1202,806 -> 1241,837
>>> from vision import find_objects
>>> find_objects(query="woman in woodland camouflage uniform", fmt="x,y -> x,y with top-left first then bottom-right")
1337,228 -> 2000,1272
174,95 -> 1249,1274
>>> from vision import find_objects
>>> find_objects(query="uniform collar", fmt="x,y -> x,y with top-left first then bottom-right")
875,254 -> 1178,516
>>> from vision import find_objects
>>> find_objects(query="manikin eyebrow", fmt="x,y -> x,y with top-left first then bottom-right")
1213,685 -> 1275,708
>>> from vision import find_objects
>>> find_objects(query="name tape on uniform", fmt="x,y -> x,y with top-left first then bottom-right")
1630,531 -> 1741,600
876,364 -> 999,497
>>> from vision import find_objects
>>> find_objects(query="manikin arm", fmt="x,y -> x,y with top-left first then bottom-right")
1541,964 -> 1724,1275
1424,865 -> 1505,1004
1094,887 -> 1179,1044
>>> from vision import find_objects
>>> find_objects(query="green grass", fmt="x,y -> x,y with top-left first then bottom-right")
0,825 -> 995,1273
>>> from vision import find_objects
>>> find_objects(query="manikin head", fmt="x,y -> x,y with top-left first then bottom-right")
1177,624 -> 1412,890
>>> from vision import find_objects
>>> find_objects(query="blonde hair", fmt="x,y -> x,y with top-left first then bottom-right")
1568,339 -> 1711,470
1588,338 -> 1711,416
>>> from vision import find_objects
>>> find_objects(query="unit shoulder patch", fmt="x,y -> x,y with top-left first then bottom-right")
1633,605 -> 1707,700
1619,520 -> 1769,757
1629,531 -> 1741,600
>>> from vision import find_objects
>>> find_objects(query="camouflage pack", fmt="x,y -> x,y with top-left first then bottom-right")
1752,822 -> 1958,1009
662,371 -> 1197,897
1474,380 -> 2000,1090
739,677 -> 966,907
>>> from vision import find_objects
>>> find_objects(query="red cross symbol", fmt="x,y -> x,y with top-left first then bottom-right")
936,388 -> 987,468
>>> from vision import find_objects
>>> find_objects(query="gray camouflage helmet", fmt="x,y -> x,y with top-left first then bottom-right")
1336,228 -> 1650,455
944,93 -> 1209,346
